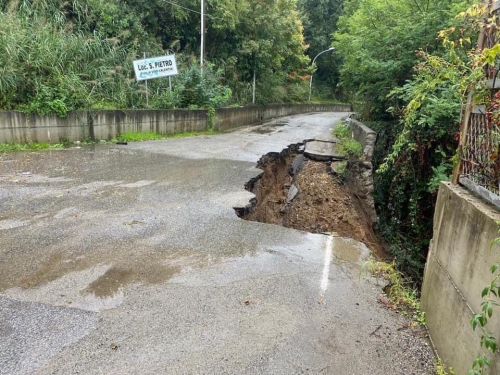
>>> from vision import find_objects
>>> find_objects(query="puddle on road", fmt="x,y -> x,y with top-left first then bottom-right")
71,289 -> 126,312
330,237 -> 371,271
5,248 -> 219,311
332,239 -> 363,263
251,121 -> 289,134
83,264 -> 181,298
16,251 -> 183,293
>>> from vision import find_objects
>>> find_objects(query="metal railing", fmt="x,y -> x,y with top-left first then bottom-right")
452,0 -> 500,198
459,111 -> 500,195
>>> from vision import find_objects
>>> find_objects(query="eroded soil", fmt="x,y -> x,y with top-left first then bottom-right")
238,146 -> 388,258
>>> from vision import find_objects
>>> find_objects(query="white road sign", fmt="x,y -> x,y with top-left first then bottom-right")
133,55 -> 178,81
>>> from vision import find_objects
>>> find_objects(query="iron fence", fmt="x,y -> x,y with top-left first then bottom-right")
459,111 -> 500,195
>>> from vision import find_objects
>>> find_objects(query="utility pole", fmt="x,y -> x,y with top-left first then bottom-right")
200,0 -> 205,68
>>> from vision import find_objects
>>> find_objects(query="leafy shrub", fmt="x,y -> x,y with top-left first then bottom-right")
171,63 -> 232,109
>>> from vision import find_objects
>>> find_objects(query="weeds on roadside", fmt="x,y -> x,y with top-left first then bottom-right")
0,129 -> 221,151
114,129 -> 219,143
333,121 -> 363,159
435,358 -> 456,375
0,142 -> 66,152
468,222 -> 500,375
361,258 -> 425,325
333,122 -> 350,139
338,138 -> 363,158
115,132 -> 166,142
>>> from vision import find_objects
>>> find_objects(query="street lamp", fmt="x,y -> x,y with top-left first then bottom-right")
308,47 -> 335,102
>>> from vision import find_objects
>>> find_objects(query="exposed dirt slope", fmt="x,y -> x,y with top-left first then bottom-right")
284,161 -> 387,257
240,150 -> 388,258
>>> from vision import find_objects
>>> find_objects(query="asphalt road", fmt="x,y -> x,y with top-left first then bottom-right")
0,113 -> 434,375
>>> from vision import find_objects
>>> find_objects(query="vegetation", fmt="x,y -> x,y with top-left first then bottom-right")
114,129 -> 218,143
298,0 -> 344,100
0,0 -> 316,114
468,224 -> 500,375
333,122 -> 363,159
0,142 -> 66,152
332,0 -> 493,282
361,258 -> 425,325
436,359 -> 456,375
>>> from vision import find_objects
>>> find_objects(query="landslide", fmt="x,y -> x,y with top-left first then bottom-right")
237,147 -> 388,258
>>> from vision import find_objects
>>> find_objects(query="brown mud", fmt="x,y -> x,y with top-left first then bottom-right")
236,144 -> 388,258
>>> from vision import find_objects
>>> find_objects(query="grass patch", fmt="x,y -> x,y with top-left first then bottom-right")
361,258 -> 425,326
0,142 -> 66,152
0,129 -> 221,151
338,138 -> 363,158
333,122 -> 363,159
115,129 -> 219,143
333,122 -> 350,139
115,131 -> 166,142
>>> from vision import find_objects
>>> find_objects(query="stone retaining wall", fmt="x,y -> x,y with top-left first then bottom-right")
346,118 -> 377,225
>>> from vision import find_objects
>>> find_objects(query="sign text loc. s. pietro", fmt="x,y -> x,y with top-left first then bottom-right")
133,55 -> 178,81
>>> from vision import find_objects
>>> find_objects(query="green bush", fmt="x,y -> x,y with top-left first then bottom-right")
170,63 -> 232,109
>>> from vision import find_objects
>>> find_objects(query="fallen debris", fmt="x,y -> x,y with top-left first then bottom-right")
236,143 -> 388,257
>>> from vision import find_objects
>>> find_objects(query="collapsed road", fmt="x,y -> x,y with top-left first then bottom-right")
0,112 -> 435,374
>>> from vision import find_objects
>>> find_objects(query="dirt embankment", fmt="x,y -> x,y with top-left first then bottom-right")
237,145 -> 388,258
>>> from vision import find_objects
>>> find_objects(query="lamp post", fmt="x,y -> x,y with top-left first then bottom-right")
308,47 -> 335,102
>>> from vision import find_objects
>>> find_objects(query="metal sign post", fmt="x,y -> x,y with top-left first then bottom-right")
166,50 -> 174,93
133,54 -> 179,108
143,52 -> 149,107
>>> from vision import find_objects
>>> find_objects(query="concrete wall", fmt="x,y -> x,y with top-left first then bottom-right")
0,104 -> 351,144
215,104 -> 352,132
0,111 -> 89,144
345,119 -> 377,225
421,182 -> 500,375
0,110 -> 207,144
215,107 -> 262,132
349,118 -> 377,161
90,110 -> 207,141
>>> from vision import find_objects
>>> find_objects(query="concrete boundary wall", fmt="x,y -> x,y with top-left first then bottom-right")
0,104 -> 351,144
344,118 -> 377,225
215,104 -> 351,131
421,182 -> 500,374
349,118 -> 377,161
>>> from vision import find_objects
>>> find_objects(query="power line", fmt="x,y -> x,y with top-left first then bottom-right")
160,0 -> 215,18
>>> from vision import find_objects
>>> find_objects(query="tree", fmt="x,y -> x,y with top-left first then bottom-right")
207,0 -> 311,103
0,0 -> 312,112
333,0 -> 472,118
298,0 -> 344,99
359,0 -> 481,280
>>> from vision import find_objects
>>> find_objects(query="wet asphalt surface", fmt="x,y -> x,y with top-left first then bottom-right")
0,113 -> 435,374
